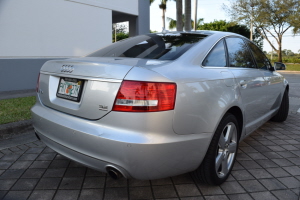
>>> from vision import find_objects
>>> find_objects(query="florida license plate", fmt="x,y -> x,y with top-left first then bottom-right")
56,77 -> 84,102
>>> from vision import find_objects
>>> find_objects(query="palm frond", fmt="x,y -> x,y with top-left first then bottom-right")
168,18 -> 177,29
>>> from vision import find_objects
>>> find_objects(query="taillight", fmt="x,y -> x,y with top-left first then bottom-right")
112,80 -> 176,112
36,73 -> 40,92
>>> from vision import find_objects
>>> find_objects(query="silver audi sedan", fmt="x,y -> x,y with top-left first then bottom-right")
31,31 -> 289,185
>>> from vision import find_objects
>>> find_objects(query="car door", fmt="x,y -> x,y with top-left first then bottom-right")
225,37 -> 267,135
245,41 -> 285,113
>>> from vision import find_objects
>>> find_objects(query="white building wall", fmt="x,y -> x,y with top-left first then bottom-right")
69,0 -> 138,15
0,0 -> 149,92
0,0 -> 113,57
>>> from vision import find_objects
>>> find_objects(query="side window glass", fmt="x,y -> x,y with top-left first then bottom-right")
202,39 -> 226,67
225,37 -> 256,68
246,41 -> 272,70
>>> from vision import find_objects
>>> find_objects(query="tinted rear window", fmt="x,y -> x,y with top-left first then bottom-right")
202,39 -> 226,67
87,33 -> 207,60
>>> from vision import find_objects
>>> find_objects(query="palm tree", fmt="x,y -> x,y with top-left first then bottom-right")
184,0 -> 191,31
194,0 -> 198,31
176,0 -> 183,31
159,0 -> 168,30
195,18 -> 204,30
167,15 -> 203,30
152,0 -> 183,31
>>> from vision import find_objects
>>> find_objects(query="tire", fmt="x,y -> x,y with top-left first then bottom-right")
192,113 -> 239,185
271,89 -> 289,122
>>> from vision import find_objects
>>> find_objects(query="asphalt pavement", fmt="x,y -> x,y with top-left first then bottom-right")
0,71 -> 299,200
280,72 -> 300,113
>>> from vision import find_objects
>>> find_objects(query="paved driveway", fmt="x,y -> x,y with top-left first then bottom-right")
0,113 -> 299,200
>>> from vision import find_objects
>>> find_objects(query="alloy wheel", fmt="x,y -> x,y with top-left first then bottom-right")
215,122 -> 237,178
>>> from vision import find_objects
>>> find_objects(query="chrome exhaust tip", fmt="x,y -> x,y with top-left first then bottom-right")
106,167 -> 123,180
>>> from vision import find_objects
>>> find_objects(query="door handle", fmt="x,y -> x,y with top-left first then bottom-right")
240,80 -> 247,89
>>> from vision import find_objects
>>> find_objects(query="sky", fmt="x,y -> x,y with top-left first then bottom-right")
150,0 -> 300,53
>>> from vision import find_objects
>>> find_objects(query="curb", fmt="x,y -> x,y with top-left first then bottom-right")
0,119 -> 33,140
0,89 -> 35,100
278,71 -> 300,73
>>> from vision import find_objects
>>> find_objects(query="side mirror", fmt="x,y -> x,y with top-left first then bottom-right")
274,62 -> 286,70
269,66 -> 276,71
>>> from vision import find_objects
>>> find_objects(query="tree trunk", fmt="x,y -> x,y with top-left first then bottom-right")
162,9 -> 166,30
194,0 -> 198,30
176,0 -> 183,31
277,36 -> 282,62
184,0 -> 191,31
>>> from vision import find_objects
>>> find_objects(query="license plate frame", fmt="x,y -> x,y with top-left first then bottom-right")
56,77 -> 84,102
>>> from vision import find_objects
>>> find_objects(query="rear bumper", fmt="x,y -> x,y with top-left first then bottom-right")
31,101 -> 212,180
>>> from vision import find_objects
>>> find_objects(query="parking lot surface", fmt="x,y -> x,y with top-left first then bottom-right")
0,112 -> 299,200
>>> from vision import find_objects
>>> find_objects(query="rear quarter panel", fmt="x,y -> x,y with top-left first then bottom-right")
172,67 -> 241,135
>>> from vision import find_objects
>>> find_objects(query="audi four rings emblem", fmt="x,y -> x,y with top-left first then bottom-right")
61,65 -> 74,73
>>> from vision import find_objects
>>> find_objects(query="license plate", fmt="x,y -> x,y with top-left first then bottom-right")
56,77 -> 84,102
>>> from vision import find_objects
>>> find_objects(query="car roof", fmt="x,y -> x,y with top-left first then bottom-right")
152,30 -> 242,38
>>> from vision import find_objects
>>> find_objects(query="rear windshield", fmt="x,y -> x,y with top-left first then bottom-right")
87,33 -> 208,60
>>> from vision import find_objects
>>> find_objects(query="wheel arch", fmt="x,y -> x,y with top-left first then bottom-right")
225,106 -> 243,139
192,106 -> 243,185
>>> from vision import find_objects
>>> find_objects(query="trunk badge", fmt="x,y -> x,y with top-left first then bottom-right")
61,65 -> 74,73
99,105 -> 108,111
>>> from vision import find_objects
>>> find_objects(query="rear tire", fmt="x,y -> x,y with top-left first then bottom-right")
271,89 -> 289,122
192,113 -> 239,185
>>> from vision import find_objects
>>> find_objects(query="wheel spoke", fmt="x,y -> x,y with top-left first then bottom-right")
221,156 -> 229,175
215,153 -> 223,170
219,134 -> 226,149
226,124 -> 235,143
222,163 -> 229,175
228,142 -> 237,153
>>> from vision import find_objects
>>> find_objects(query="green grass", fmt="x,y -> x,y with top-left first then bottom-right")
0,96 -> 36,124
285,64 -> 300,71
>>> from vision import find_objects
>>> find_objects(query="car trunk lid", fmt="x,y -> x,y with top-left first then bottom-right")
38,57 -> 138,120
